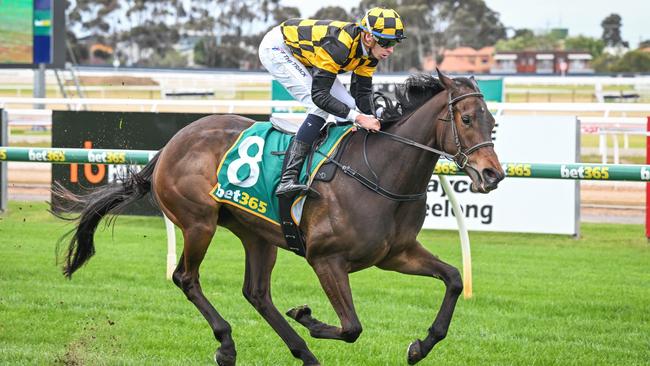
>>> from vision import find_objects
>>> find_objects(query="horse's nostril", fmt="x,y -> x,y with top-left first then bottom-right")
482,168 -> 502,185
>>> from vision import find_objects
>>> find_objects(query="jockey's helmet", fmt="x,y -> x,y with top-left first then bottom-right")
359,7 -> 406,47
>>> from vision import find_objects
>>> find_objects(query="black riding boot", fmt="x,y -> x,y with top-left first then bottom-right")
276,139 -> 311,198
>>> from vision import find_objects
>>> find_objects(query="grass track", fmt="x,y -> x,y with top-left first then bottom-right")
0,202 -> 649,365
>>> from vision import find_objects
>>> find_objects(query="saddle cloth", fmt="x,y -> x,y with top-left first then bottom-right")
210,121 -> 353,225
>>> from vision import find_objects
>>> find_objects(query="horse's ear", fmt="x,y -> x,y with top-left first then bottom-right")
469,75 -> 481,91
436,68 -> 455,90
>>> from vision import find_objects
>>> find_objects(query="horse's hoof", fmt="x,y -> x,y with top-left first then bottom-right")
286,304 -> 311,320
407,339 -> 424,365
215,348 -> 236,366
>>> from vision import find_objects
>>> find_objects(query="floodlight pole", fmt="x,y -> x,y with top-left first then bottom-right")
33,63 -> 46,109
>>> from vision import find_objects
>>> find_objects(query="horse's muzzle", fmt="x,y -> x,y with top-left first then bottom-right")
467,166 -> 504,193
481,167 -> 504,192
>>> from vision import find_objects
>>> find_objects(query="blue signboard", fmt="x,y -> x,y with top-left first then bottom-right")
33,0 -> 53,64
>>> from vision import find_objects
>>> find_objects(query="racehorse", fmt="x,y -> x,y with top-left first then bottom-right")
54,69 -> 504,365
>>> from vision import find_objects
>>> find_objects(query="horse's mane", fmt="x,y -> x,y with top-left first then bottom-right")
380,74 -> 446,123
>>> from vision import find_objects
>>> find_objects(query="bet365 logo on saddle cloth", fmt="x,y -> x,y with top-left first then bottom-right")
210,122 -> 352,225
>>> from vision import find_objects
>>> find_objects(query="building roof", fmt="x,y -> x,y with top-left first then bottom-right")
438,46 -> 495,73
89,44 -> 114,54
439,57 -> 477,73
477,46 -> 495,55
443,46 -> 495,57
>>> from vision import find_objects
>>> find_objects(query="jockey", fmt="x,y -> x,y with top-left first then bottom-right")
259,7 -> 406,198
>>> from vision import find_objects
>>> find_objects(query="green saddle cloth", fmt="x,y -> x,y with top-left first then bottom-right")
210,122 -> 353,225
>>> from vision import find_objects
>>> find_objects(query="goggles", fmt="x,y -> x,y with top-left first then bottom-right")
374,36 -> 400,48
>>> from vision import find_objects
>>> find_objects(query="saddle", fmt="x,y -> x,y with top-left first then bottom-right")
268,90 -> 395,256
270,117 -> 350,256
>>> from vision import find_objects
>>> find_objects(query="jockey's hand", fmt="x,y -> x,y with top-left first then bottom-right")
353,114 -> 381,132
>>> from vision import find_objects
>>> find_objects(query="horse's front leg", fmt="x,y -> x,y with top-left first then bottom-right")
286,256 -> 363,343
239,237 -> 320,366
376,242 -> 463,365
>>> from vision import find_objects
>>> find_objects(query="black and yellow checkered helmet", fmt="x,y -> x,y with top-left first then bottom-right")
359,7 -> 406,40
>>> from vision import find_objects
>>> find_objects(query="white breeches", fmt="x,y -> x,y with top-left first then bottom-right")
258,26 -> 356,121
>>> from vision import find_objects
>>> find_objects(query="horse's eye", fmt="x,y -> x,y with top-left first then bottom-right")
461,115 -> 471,124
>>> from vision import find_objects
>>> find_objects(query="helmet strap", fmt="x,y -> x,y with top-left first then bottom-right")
363,9 -> 373,36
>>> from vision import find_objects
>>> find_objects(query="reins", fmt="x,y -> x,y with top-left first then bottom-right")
317,89 -> 494,202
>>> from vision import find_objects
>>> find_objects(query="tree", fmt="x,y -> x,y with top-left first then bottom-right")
189,0 -> 295,69
194,37 -> 219,67
120,0 -> 184,65
312,6 -> 350,20
194,37 -> 251,68
495,31 -> 561,51
513,29 -> 534,39
591,53 -> 619,72
65,0 -> 122,63
438,0 -> 507,49
610,50 -> 650,72
271,6 -> 301,23
66,0 -> 122,39
65,29 -> 89,64
564,36 -> 605,58
351,0 -> 507,71
601,13 -> 628,47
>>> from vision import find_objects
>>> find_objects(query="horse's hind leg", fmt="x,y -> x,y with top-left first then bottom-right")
287,256 -> 363,343
238,234 -> 320,365
173,221 -> 237,366
376,242 -> 463,365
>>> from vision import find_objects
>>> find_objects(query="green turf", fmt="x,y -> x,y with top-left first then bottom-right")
581,154 -> 646,165
582,134 -> 646,150
503,84 -> 650,103
506,84 -> 635,92
0,202 -> 648,365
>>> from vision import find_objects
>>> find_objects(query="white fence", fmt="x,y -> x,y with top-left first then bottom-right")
2,97 -> 648,164
2,97 -> 649,114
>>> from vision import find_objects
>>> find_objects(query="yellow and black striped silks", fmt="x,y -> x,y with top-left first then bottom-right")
280,19 -> 379,77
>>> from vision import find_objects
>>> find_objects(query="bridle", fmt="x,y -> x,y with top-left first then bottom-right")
318,89 -> 495,202
376,90 -> 494,169
437,91 -> 495,168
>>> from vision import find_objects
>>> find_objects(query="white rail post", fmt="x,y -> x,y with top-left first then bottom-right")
612,133 -> 620,164
164,214 -> 177,280
599,131 -> 607,164
438,175 -> 472,299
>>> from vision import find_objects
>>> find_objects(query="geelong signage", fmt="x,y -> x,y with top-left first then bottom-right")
422,116 -> 579,235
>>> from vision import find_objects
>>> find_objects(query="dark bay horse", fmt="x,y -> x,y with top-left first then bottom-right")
54,70 -> 504,365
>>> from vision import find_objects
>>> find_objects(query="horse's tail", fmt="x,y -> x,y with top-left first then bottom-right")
52,152 -> 161,278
